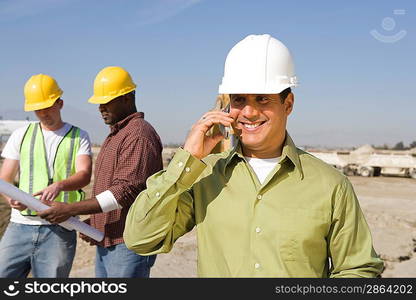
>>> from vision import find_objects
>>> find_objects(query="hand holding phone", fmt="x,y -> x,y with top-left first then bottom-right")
184,104 -> 234,160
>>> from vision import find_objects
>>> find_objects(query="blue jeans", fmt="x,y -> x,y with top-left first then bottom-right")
0,222 -> 76,278
95,243 -> 156,278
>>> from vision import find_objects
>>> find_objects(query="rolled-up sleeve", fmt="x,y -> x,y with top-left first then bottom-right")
328,178 -> 384,277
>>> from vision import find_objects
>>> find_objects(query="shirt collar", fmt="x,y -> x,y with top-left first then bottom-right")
110,112 -> 144,134
224,132 -> 304,179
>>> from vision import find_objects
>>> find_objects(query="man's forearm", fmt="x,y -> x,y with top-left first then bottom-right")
0,174 -> 13,202
69,198 -> 102,216
124,149 -> 203,255
37,197 -> 102,224
0,158 -> 20,205
58,170 -> 91,191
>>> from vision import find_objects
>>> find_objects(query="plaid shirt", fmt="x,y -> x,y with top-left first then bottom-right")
90,112 -> 163,247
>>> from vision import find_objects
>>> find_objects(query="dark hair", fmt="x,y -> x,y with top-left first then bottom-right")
279,87 -> 291,103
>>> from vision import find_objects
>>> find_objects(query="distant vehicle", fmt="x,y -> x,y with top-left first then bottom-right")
309,150 -> 416,179
350,154 -> 416,179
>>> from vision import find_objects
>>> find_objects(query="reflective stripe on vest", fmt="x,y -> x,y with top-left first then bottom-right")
19,123 -> 85,216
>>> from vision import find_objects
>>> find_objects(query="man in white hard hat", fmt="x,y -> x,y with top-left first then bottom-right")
124,34 -> 384,277
0,74 -> 92,278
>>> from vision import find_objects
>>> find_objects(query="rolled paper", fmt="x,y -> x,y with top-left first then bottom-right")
0,179 -> 104,242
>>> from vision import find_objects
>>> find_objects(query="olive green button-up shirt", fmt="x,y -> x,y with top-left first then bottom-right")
124,134 -> 383,277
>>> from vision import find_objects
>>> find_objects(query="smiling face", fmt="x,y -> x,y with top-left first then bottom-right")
230,93 -> 294,158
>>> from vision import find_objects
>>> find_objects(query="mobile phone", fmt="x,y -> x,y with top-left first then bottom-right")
219,103 -> 230,139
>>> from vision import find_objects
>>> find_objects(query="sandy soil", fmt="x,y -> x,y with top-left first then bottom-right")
1,170 -> 415,278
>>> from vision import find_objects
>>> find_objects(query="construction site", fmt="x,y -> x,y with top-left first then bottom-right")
1,119 -> 415,277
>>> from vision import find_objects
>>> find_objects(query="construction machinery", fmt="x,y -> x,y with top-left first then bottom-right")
350,153 -> 416,179
308,145 -> 416,179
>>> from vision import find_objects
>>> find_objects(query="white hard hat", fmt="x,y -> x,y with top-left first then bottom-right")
218,34 -> 298,94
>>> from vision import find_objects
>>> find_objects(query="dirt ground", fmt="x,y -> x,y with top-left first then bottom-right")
1,172 -> 415,278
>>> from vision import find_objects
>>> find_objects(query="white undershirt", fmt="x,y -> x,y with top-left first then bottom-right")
245,156 -> 280,184
1,122 -> 93,225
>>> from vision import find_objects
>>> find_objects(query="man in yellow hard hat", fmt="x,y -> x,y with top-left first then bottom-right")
123,34 -> 383,277
38,66 -> 163,278
0,74 -> 93,278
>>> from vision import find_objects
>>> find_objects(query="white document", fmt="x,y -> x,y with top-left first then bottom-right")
0,179 -> 104,242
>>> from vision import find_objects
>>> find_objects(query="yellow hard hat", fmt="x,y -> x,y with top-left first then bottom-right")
88,66 -> 136,104
24,74 -> 63,111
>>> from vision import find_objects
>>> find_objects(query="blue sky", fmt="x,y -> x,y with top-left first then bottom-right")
0,0 -> 414,148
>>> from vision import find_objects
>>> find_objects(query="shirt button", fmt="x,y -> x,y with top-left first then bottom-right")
155,192 -> 160,198
254,263 -> 260,269
185,167 -> 191,172
255,227 -> 261,233
257,195 -> 262,200
178,162 -> 184,167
